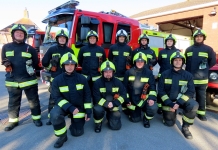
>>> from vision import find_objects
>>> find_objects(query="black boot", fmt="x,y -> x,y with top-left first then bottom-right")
46,119 -> 52,125
4,122 -> 18,131
95,123 -> 102,133
143,116 -> 150,128
157,107 -> 163,114
197,114 -> 207,121
33,119 -> 43,127
182,126 -> 193,139
54,134 -> 68,148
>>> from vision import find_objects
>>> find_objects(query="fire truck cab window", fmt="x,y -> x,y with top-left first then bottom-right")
103,23 -> 114,43
117,24 -> 131,41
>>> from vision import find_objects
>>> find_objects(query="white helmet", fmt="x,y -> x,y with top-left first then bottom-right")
116,29 -> 128,38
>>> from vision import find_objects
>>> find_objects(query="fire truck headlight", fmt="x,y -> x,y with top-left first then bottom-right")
210,72 -> 218,80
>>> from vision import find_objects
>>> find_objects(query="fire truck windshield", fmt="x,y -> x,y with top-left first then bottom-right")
43,15 -> 73,44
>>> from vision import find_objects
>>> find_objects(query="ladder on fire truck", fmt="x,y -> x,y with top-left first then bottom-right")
100,10 -> 127,18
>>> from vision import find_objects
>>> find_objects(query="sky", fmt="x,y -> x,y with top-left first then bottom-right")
0,0 -> 185,30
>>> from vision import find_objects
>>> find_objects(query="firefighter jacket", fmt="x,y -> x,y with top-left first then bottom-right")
132,46 -> 157,69
158,68 -> 195,107
52,71 -> 92,117
1,42 -> 38,89
42,45 -> 74,81
185,43 -> 216,85
78,43 -> 106,81
123,66 -> 157,106
92,76 -> 127,111
158,46 -> 179,75
108,42 -> 132,79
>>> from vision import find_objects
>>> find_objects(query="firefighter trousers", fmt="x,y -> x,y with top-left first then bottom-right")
50,106 -> 85,137
162,99 -> 199,126
93,105 -> 121,130
47,83 -> 55,118
7,85 -> 41,123
157,94 -> 162,108
195,85 -> 207,116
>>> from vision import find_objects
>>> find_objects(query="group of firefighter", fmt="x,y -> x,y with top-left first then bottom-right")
1,23 -> 216,148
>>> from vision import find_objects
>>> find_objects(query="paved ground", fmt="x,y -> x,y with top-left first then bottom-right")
0,65 -> 218,150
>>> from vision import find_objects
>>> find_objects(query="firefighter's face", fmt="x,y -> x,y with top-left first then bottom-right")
64,64 -> 75,73
118,36 -> 125,43
173,58 -> 183,68
166,40 -> 174,47
89,36 -> 97,44
103,70 -> 113,79
14,30 -> 25,41
58,36 -> 67,45
195,35 -> 204,43
136,61 -> 145,68
140,39 -> 148,45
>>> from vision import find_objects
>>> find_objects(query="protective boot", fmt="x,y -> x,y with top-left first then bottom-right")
197,114 -> 207,121
94,122 -> 102,133
54,133 -> 68,148
4,122 -> 18,131
182,126 -> 193,139
157,107 -> 163,114
33,119 -> 43,127
46,119 -> 52,125
143,116 -> 150,128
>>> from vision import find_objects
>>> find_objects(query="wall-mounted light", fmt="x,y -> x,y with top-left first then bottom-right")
209,7 -> 216,16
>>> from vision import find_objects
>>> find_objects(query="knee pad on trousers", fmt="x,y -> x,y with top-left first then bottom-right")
108,111 -> 121,130
69,125 -> 84,137
69,119 -> 85,137
184,99 -> 199,112
50,110 -> 65,125
129,116 -> 141,122
163,111 -> 176,126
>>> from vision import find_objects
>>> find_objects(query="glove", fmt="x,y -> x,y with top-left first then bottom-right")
2,58 -> 11,67
51,55 -> 60,65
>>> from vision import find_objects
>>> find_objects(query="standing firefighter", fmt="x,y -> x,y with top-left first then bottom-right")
42,29 -> 74,125
132,33 -> 157,70
185,29 -> 216,121
78,30 -> 106,90
50,52 -> 92,148
157,34 -> 179,114
92,60 -> 127,132
123,52 -> 157,128
158,51 -> 199,139
1,24 -> 42,131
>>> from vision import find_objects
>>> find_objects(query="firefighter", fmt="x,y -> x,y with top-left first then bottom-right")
132,33 -> 157,70
78,30 -> 106,90
50,52 -> 92,148
1,24 -> 42,131
123,52 -> 157,128
157,34 -> 180,114
93,60 -> 127,132
158,51 -> 199,139
185,29 -> 216,121
42,29 -> 74,125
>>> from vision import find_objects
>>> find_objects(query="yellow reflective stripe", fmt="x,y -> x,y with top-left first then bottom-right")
116,77 -> 124,81
6,51 -> 14,57
147,54 -> 153,59
197,110 -> 206,115
84,103 -> 92,109
122,107 -> 127,110
96,53 -> 103,57
149,91 -> 157,97
162,106 -> 171,111
9,118 -> 19,122
194,79 -> 208,84
158,74 -> 161,77
144,113 -> 153,120
82,74 -> 88,78
157,103 -> 162,107
127,93 -> 129,98
181,95 -> 189,101
137,100 -> 145,107
48,113 -> 50,118
162,54 -> 167,58
187,52 -> 193,57
198,52 -> 208,58
100,88 -> 106,92
58,99 -> 69,107
22,52 -> 32,58
76,84 -> 84,90
59,86 -> 69,92
54,126 -> 67,136
92,76 -> 101,81
50,77 -> 54,82
83,52 -> 91,57
182,115 -> 194,123
112,51 -> 119,55
19,79 -> 38,88
112,107 -> 119,111
117,96 -> 124,103
161,95 -> 169,101
112,87 -> 119,92
5,81 -> 19,87
123,52 -> 130,56
32,115 -> 41,120
73,113 -> 85,118
94,118 -> 103,123
52,53 -> 60,57
127,105 -> 136,110
128,76 -> 135,81
165,79 -> 172,84
141,77 -> 149,82
98,98 -> 106,106
179,80 -> 187,85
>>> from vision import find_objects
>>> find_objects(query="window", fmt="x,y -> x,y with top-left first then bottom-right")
103,23 -> 114,44
148,36 -> 164,49
117,24 -> 131,41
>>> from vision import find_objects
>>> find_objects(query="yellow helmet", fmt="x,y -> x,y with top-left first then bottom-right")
170,51 -> 186,64
138,33 -> 149,44
165,34 -> 177,45
55,29 -> 69,41
86,30 -> 98,41
60,52 -> 78,67
133,52 -> 147,64
193,29 -> 207,40
100,60 -> 116,72
11,24 -> 27,35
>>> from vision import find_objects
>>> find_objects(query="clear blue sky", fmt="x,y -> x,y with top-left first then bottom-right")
0,0 -> 185,30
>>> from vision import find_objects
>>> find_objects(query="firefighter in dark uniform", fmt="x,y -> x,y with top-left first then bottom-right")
1,24 -> 42,131
50,52 -> 92,148
123,52 -> 157,128
42,29 -> 74,125
185,29 -> 216,121
93,60 -> 127,132
78,30 -> 106,90
158,51 -> 199,139
132,33 -> 157,70
157,34 -> 180,114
